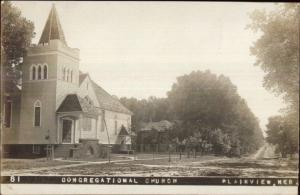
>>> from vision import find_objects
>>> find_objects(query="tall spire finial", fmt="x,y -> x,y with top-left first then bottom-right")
38,4 -> 67,45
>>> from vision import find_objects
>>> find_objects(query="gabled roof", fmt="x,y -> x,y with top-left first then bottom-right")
119,125 -> 129,136
91,80 -> 133,115
140,120 -> 173,132
38,4 -> 67,45
57,94 -> 99,116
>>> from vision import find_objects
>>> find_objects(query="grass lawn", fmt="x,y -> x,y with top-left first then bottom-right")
30,156 -> 299,177
1,158 -> 80,171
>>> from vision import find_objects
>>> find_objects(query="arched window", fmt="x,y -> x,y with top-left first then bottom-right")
127,117 -> 131,131
32,66 -> 36,80
66,69 -> 69,82
63,67 -> 66,81
70,70 -> 73,83
37,65 -> 42,80
43,64 -> 48,79
34,100 -> 41,127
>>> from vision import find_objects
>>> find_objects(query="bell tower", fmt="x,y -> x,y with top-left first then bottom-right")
19,4 -> 80,144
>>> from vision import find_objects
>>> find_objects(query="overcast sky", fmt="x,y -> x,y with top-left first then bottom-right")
12,1 -> 285,132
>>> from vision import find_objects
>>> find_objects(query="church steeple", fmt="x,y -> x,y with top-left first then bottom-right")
38,4 -> 67,45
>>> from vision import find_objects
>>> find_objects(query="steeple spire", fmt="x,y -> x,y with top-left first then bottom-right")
38,4 -> 67,45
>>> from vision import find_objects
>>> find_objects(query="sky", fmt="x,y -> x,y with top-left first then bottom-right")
12,1 -> 286,132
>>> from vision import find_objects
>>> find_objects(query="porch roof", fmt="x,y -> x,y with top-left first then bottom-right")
57,94 -> 99,116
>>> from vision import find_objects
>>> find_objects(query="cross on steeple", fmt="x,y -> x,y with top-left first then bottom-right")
38,4 -> 67,45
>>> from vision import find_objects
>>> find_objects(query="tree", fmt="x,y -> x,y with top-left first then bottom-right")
1,1 -> 35,85
119,96 -> 171,132
121,70 -> 264,156
167,71 -> 240,127
248,4 -> 299,109
248,4 -> 299,154
266,115 -> 297,157
167,70 -> 264,155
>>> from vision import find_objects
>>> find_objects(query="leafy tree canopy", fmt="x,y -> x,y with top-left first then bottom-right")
248,4 -> 299,111
266,115 -> 298,157
1,1 -> 35,85
121,70 -> 264,156
248,3 -> 299,155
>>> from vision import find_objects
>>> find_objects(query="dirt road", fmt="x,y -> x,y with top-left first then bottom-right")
2,147 -> 298,177
252,143 -> 277,159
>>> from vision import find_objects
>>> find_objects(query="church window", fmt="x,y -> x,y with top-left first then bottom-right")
70,70 -> 73,83
32,66 -> 36,80
127,118 -> 130,131
86,83 -> 89,90
66,69 -> 69,82
101,110 -> 105,132
4,100 -> 12,128
34,100 -> 41,127
43,64 -> 48,79
37,65 -> 42,80
114,115 -> 118,135
114,121 -> 118,135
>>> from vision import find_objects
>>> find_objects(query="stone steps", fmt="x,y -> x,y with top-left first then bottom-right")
54,144 -> 80,158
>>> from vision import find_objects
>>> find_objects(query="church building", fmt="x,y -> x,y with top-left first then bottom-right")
2,5 -> 133,158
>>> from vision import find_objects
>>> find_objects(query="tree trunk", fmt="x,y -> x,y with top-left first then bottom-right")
179,149 -> 182,160
281,152 -> 287,158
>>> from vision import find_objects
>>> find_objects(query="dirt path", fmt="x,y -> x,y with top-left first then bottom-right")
252,143 -> 277,159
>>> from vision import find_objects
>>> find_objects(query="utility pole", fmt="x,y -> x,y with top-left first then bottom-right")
103,110 -> 111,163
168,128 -> 171,163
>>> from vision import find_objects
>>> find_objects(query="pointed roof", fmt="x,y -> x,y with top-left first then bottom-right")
140,120 -> 173,132
38,4 -> 67,45
119,125 -> 129,136
56,94 -> 99,116
77,72 -> 133,115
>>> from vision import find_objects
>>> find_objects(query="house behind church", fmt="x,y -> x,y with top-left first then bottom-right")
137,120 -> 173,152
2,5 -> 133,158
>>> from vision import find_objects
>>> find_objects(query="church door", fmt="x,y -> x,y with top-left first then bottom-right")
62,119 -> 72,143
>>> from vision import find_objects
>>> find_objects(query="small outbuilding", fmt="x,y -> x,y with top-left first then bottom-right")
137,120 -> 173,152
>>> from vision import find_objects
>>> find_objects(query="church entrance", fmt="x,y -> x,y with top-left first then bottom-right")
62,119 -> 73,143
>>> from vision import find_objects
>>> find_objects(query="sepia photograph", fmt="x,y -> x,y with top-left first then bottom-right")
0,1 -> 299,194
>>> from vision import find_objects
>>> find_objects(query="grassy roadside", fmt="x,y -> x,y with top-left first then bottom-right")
1,158 -> 80,171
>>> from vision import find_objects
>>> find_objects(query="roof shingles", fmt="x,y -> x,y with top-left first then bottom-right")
140,120 -> 173,132
57,94 -> 99,116
91,80 -> 132,115
39,4 -> 67,45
